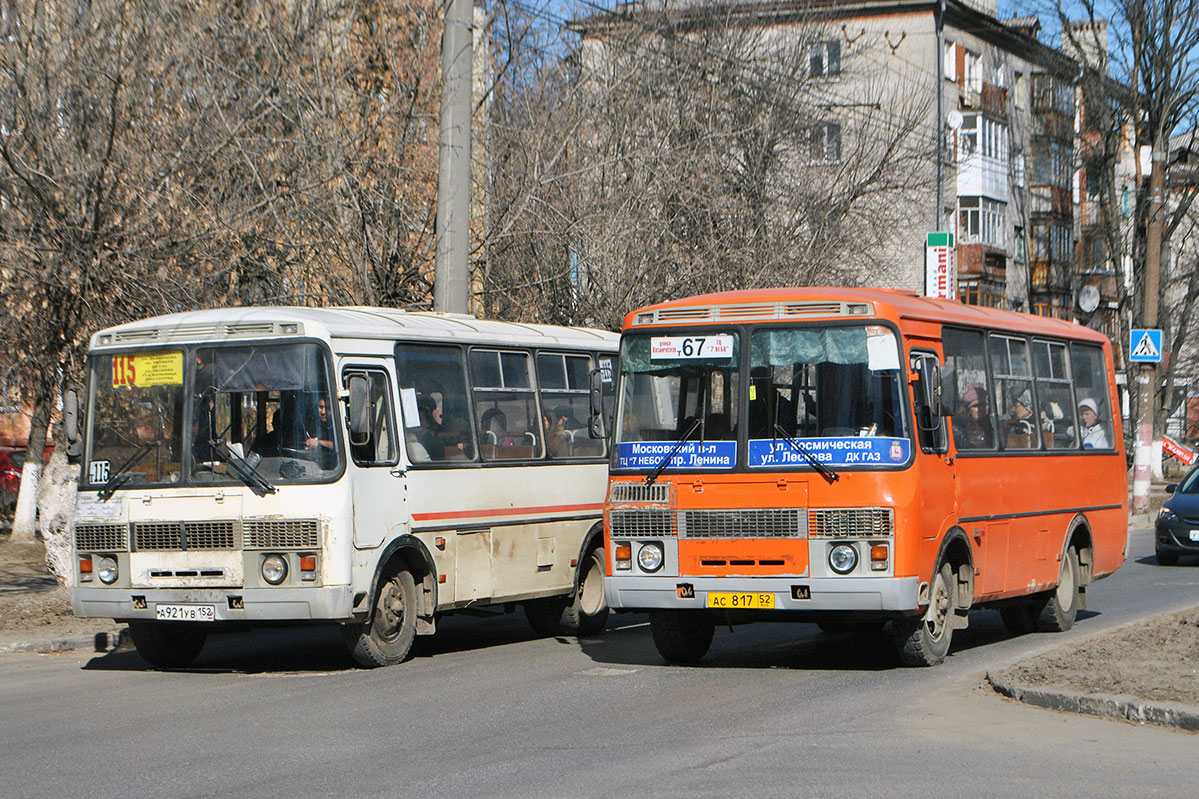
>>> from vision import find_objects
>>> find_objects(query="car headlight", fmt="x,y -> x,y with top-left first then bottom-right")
1158,507 -> 1179,522
828,543 -> 858,575
261,554 -> 288,585
637,542 -> 664,573
97,556 -> 118,585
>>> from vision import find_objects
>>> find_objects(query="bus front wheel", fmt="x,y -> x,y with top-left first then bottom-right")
346,568 -> 417,667
128,621 -> 207,668
649,610 -> 714,664
893,563 -> 955,666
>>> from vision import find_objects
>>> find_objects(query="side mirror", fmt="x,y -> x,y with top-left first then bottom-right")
1166,483 -> 1178,494
63,388 -> 82,463
347,375 -> 370,445
588,368 -> 606,440
936,364 -> 956,417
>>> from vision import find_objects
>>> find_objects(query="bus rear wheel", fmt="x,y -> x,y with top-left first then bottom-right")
561,547 -> 610,636
128,621 -> 207,668
649,610 -> 714,664
1033,547 -> 1080,632
346,568 -> 417,667
893,562 -> 954,666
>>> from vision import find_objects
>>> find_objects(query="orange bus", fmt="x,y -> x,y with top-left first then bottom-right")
598,288 -> 1127,665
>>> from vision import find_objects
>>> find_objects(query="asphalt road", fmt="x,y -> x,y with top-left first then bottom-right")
2,524 -> 1197,798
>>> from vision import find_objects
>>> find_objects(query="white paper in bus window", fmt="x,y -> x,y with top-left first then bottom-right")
400,387 -> 421,428
866,328 -> 900,372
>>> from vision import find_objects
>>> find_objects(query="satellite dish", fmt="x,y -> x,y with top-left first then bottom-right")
947,111 -> 964,130
1078,285 -> 1101,313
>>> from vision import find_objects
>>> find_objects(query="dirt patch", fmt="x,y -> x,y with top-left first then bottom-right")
990,608 -> 1199,706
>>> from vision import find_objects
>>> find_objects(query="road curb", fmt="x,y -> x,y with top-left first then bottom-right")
0,627 -> 128,656
986,671 -> 1199,732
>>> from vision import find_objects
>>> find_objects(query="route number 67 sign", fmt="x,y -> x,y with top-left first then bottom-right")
650,335 -> 734,360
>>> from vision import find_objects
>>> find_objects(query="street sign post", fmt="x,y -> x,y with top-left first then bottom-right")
924,232 -> 956,300
1130,329 -> 1163,363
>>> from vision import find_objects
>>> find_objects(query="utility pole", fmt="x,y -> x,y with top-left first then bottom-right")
434,0 -> 473,315
1132,141 -> 1165,511
934,0 -> 945,231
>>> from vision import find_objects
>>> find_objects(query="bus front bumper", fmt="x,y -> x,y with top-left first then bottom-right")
71,585 -> 355,623
606,575 -> 921,613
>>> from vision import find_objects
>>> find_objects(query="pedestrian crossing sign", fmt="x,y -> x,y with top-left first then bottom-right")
1130,328 -> 1163,363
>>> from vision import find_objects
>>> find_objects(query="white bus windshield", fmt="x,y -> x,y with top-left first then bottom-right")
83,342 -> 342,490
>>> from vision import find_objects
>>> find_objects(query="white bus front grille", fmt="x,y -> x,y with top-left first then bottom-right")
75,523 -> 129,552
243,519 -> 320,549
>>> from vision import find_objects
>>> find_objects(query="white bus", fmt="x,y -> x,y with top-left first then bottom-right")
67,307 -> 618,667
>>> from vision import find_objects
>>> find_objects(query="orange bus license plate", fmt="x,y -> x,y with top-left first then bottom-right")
706,592 -> 775,609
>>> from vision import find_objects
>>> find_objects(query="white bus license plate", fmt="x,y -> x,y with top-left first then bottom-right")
155,604 -> 216,622
1190,530 -> 1199,542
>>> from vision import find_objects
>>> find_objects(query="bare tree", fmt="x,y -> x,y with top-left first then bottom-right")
484,1 -> 934,329
1049,0 -> 1199,477
0,0 -> 446,537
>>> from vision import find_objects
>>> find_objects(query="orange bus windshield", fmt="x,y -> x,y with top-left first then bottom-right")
613,323 -> 911,473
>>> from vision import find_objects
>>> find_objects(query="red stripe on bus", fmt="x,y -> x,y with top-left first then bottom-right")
411,503 -> 604,521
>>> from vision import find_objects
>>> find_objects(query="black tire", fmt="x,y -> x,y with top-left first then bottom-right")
999,602 -> 1038,636
128,622 -> 207,668
1156,548 -> 1180,566
649,610 -> 714,664
893,562 -> 955,666
1034,547 -> 1079,632
524,595 -> 570,637
560,547 -> 610,636
817,621 -> 886,634
345,568 -> 418,667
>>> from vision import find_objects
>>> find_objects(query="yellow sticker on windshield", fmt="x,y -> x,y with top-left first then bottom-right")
112,351 -> 183,389
749,384 -> 757,401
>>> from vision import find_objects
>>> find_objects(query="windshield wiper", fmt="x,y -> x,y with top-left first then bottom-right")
212,439 -> 277,497
773,423 -> 840,484
98,443 -> 155,501
646,417 -> 703,486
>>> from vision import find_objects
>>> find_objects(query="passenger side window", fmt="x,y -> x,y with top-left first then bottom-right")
471,349 -> 543,461
395,344 -> 477,464
989,335 -> 1038,450
537,352 -> 603,458
343,369 -> 397,467
1070,343 -> 1114,450
1032,340 -> 1075,449
943,328 -> 995,450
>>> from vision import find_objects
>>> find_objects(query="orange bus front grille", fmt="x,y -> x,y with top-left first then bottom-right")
610,508 -> 676,538
680,509 -> 806,539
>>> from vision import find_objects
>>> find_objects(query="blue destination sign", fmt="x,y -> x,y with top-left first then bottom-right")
748,437 -> 911,468
616,441 -> 737,470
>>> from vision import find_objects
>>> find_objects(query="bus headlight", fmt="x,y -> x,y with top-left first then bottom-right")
637,542 -> 664,573
96,556 -> 119,585
828,544 -> 858,575
261,554 -> 288,585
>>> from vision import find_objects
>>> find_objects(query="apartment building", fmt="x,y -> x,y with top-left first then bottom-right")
571,0 -> 1134,337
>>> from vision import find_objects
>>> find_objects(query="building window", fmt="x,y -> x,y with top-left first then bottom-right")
1014,226 -> 1026,264
993,55 -> 1006,88
959,114 -> 1007,161
958,197 -> 1006,246
809,40 -> 841,77
965,49 -> 981,92
1013,152 -> 1026,187
808,122 -> 841,163
1031,140 -> 1071,188
944,40 -> 957,81
1014,72 -> 1025,109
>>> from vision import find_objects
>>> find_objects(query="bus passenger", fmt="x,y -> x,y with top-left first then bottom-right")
1004,389 -> 1035,447
1075,398 -> 1110,449
954,386 -> 994,449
